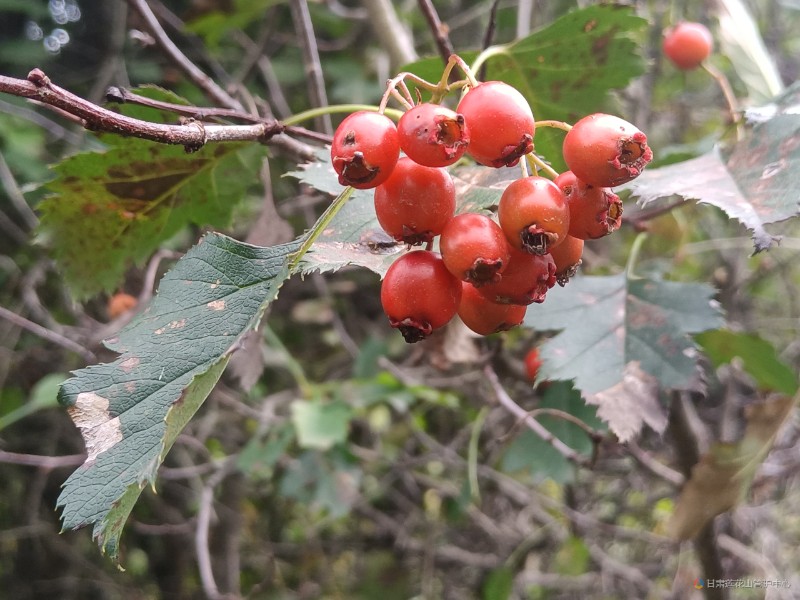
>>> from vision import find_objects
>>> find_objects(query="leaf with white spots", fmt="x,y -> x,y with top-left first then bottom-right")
56,232 -> 298,562
524,274 -> 724,440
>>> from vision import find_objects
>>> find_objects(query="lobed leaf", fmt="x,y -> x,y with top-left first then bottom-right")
627,83 -> 800,253
56,233 -> 298,561
524,274 -> 724,440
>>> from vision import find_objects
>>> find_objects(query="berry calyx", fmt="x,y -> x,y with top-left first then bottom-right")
380,250 -> 462,343
457,81 -> 535,168
458,282 -> 527,336
373,157 -> 456,245
562,113 -> 653,187
331,111 -> 400,189
398,103 -> 470,167
498,176 -> 570,256
476,246 -> 557,305
439,213 -> 510,287
555,170 -> 623,240
547,235 -> 584,286
663,22 -> 713,70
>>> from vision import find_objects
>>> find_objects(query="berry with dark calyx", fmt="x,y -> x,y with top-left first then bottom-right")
457,81 -> 535,168
398,103 -> 470,167
498,176 -> 570,256
562,113 -> 653,187
547,235 -> 584,286
555,170 -> 623,240
524,348 -> 542,383
476,246 -> 557,306
331,111 -> 400,189
373,157 -> 456,246
380,250 -> 462,343
663,22 -> 713,70
458,282 -> 527,336
440,213 -> 511,287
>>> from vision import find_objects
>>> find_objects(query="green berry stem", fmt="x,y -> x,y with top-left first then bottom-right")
701,62 -> 744,141
283,104 -> 403,126
535,119 -> 573,133
379,71 -> 441,113
625,232 -> 649,279
525,153 -> 560,180
468,45 -> 507,82
289,185 -> 355,271
445,54 -> 481,88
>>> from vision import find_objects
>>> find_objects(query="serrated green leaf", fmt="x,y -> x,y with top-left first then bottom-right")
695,329 -> 798,395
286,151 -> 510,277
627,83 -> 800,253
38,139 -> 265,299
56,232 -> 298,562
524,274 -> 724,440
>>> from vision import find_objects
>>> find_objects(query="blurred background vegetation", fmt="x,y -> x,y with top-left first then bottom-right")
1,1 -> 800,599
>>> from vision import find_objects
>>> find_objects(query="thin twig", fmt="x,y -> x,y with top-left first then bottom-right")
0,450 -> 85,469
0,305 -> 96,363
127,0 -> 243,111
105,86 -> 262,122
484,365 -> 592,468
196,460 -> 236,600
418,0 -> 455,65
0,71 -> 284,150
626,439 -> 684,486
0,150 -> 39,228
290,0 -> 333,135
479,0 -> 501,80
362,0 -> 418,71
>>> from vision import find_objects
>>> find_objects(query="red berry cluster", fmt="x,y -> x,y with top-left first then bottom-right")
330,61 -> 653,343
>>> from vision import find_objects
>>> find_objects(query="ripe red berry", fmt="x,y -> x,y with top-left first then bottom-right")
373,157 -> 455,245
547,235 -> 584,286
524,348 -> 542,383
458,282 -> 527,336
497,176 -> 570,256
562,113 -> 653,187
439,213 -> 510,287
457,81 -> 535,168
555,170 -> 623,240
398,103 -> 470,167
331,111 -> 400,189
476,245 -> 556,306
663,22 -> 713,70
380,250 -> 462,343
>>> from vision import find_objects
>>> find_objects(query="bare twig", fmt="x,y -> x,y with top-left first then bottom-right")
484,365 -> 592,468
290,0 -> 333,135
105,86 -> 262,122
479,0 -> 501,80
362,0 -> 418,71
0,305 -> 96,363
127,0 -> 243,111
417,0 -> 455,65
0,71 -> 284,150
195,460 -> 237,600
0,150 -> 38,229
626,439 -> 684,486
0,450 -> 85,469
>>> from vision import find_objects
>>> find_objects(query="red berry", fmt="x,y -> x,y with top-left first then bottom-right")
457,81 -> 535,168
331,111 -> 400,189
476,245 -> 556,306
458,282 -> 527,336
562,113 -> 653,187
547,235 -> 584,286
398,103 -> 470,167
663,22 -> 713,70
373,157 -> 455,245
524,348 -> 542,382
439,213 -> 510,287
380,250 -> 462,343
107,292 -> 137,319
497,176 -> 570,256
555,170 -> 623,240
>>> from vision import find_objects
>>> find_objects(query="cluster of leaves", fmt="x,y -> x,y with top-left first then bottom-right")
10,2 -> 798,576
